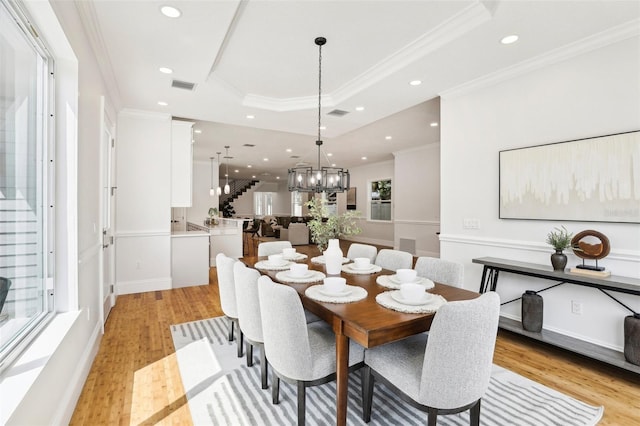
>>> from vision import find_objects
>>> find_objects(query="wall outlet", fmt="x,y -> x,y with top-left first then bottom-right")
571,300 -> 583,315
463,218 -> 480,229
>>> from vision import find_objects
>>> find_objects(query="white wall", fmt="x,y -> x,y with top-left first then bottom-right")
440,36 -> 640,351
3,1 -> 115,424
115,110 -> 172,294
394,144 -> 441,256
344,160 -> 395,247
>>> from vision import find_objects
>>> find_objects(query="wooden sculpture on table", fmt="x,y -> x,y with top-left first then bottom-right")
570,230 -> 611,277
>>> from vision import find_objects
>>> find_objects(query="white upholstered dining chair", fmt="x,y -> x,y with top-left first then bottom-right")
346,243 -> 378,263
215,253 -> 243,357
374,249 -> 413,271
233,261 -> 269,389
414,256 -> 464,288
258,240 -> 293,256
258,275 -> 365,426
362,292 -> 500,425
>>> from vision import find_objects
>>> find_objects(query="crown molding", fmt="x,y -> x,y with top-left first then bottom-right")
238,2 -> 491,112
441,18 -> 640,99
74,0 -> 122,109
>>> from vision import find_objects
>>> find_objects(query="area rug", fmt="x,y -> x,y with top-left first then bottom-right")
171,317 -> 603,426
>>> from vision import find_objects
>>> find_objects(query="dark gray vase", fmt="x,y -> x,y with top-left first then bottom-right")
550,250 -> 567,271
521,290 -> 543,332
624,313 -> 640,366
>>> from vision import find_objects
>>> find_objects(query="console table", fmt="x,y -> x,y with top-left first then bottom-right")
472,257 -> 640,374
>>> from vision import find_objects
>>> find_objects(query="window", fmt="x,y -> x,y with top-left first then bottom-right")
0,0 -> 54,370
369,179 -> 392,221
291,191 -> 303,216
254,192 -> 273,216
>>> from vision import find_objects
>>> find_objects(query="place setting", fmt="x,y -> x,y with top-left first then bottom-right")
275,263 -> 326,284
376,268 -> 435,290
281,247 -> 308,262
376,276 -> 446,314
305,277 -> 368,303
341,257 -> 382,274
254,254 -> 293,271
310,255 -> 351,265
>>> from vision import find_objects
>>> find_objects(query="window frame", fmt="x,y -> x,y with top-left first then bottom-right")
0,0 -> 56,373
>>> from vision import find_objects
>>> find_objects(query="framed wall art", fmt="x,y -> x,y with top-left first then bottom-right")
499,130 -> 640,223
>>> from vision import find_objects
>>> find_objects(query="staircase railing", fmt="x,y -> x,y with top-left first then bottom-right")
219,179 -> 260,213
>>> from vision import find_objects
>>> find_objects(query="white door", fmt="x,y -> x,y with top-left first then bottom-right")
100,98 -> 116,327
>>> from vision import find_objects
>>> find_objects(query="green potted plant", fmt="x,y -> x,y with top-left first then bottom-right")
546,226 -> 573,271
208,207 -> 219,225
306,197 -> 361,252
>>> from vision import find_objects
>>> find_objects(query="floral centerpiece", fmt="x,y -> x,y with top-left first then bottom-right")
305,197 -> 361,252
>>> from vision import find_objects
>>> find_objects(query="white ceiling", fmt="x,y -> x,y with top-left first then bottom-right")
77,0 -> 640,181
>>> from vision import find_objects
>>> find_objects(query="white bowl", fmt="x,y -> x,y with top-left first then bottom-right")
323,277 -> 347,294
353,257 -> 371,270
268,254 -> 286,266
396,268 -> 418,283
282,248 -> 297,257
289,263 -> 309,277
400,283 -> 424,301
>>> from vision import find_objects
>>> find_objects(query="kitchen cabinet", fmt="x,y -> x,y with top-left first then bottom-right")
171,120 -> 194,207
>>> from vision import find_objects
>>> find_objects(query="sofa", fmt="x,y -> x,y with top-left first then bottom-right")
279,222 -> 310,246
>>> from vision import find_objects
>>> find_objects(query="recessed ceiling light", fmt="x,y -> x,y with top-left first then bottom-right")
159,67 -> 173,74
320,126 -> 326,130
331,163 -> 336,167
252,175 -> 256,179
194,129 -> 202,134
224,173 -> 228,177
430,122 -> 439,127
247,165 -> 252,168
355,106 -> 365,111
276,176 -> 280,180
286,148 -> 292,153
361,156 -> 367,160
409,80 -> 422,86
263,158 -> 269,162
234,169 -> 239,173
160,5 -> 181,18
327,153 -> 333,157
385,136 -> 392,140
246,115 -> 255,119
501,35 -> 519,45
157,101 -> 168,106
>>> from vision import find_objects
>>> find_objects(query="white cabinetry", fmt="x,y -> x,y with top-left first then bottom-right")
171,120 -> 194,207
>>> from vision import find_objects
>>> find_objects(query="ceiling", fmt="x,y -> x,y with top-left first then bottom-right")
76,0 -> 640,181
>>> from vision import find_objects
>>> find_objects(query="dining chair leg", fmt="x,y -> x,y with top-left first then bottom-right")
272,371 -> 280,404
237,329 -> 244,358
227,318 -> 234,342
470,399 -> 481,426
427,407 -> 438,426
260,345 -> 268,389
297,381 -> 306,426
362,365 -> 374,423
246,343 -> 254,367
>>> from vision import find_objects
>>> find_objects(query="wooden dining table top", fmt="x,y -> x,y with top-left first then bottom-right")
241,254 -> 480,349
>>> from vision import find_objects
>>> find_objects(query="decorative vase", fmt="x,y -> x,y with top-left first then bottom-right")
521,290 -> 543,332
550,250 -> 567,271
624,313 -> 640,366
324,239 -> 343,275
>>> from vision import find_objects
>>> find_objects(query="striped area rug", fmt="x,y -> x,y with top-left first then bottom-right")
171,317 -> 603,426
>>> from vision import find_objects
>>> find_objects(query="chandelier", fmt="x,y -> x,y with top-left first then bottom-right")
287,37 -> 350,193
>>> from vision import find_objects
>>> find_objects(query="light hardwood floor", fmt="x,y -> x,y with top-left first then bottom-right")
70,244 -> 639,425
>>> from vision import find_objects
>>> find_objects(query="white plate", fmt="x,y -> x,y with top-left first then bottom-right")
265,261 -> 290,268
314,256 -> 350,264
389,274 -> 422,285
350,264 -> 376,271
284,270 -> 315,279
391,291 -> 431,306
318,287 -> 352,297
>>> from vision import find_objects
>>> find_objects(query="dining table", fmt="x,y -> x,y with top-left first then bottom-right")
241,249 -> 479,426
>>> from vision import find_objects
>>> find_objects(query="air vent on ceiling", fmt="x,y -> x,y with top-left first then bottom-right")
328,109 -> 349,117
290,155 -> 300,159
243,144 -> 255,147
171,79 -> 196,91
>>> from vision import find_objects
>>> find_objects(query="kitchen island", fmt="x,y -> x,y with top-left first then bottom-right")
188,218 -> 245,266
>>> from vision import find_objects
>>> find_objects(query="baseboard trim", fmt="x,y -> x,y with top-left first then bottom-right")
117,277 -> 172,295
